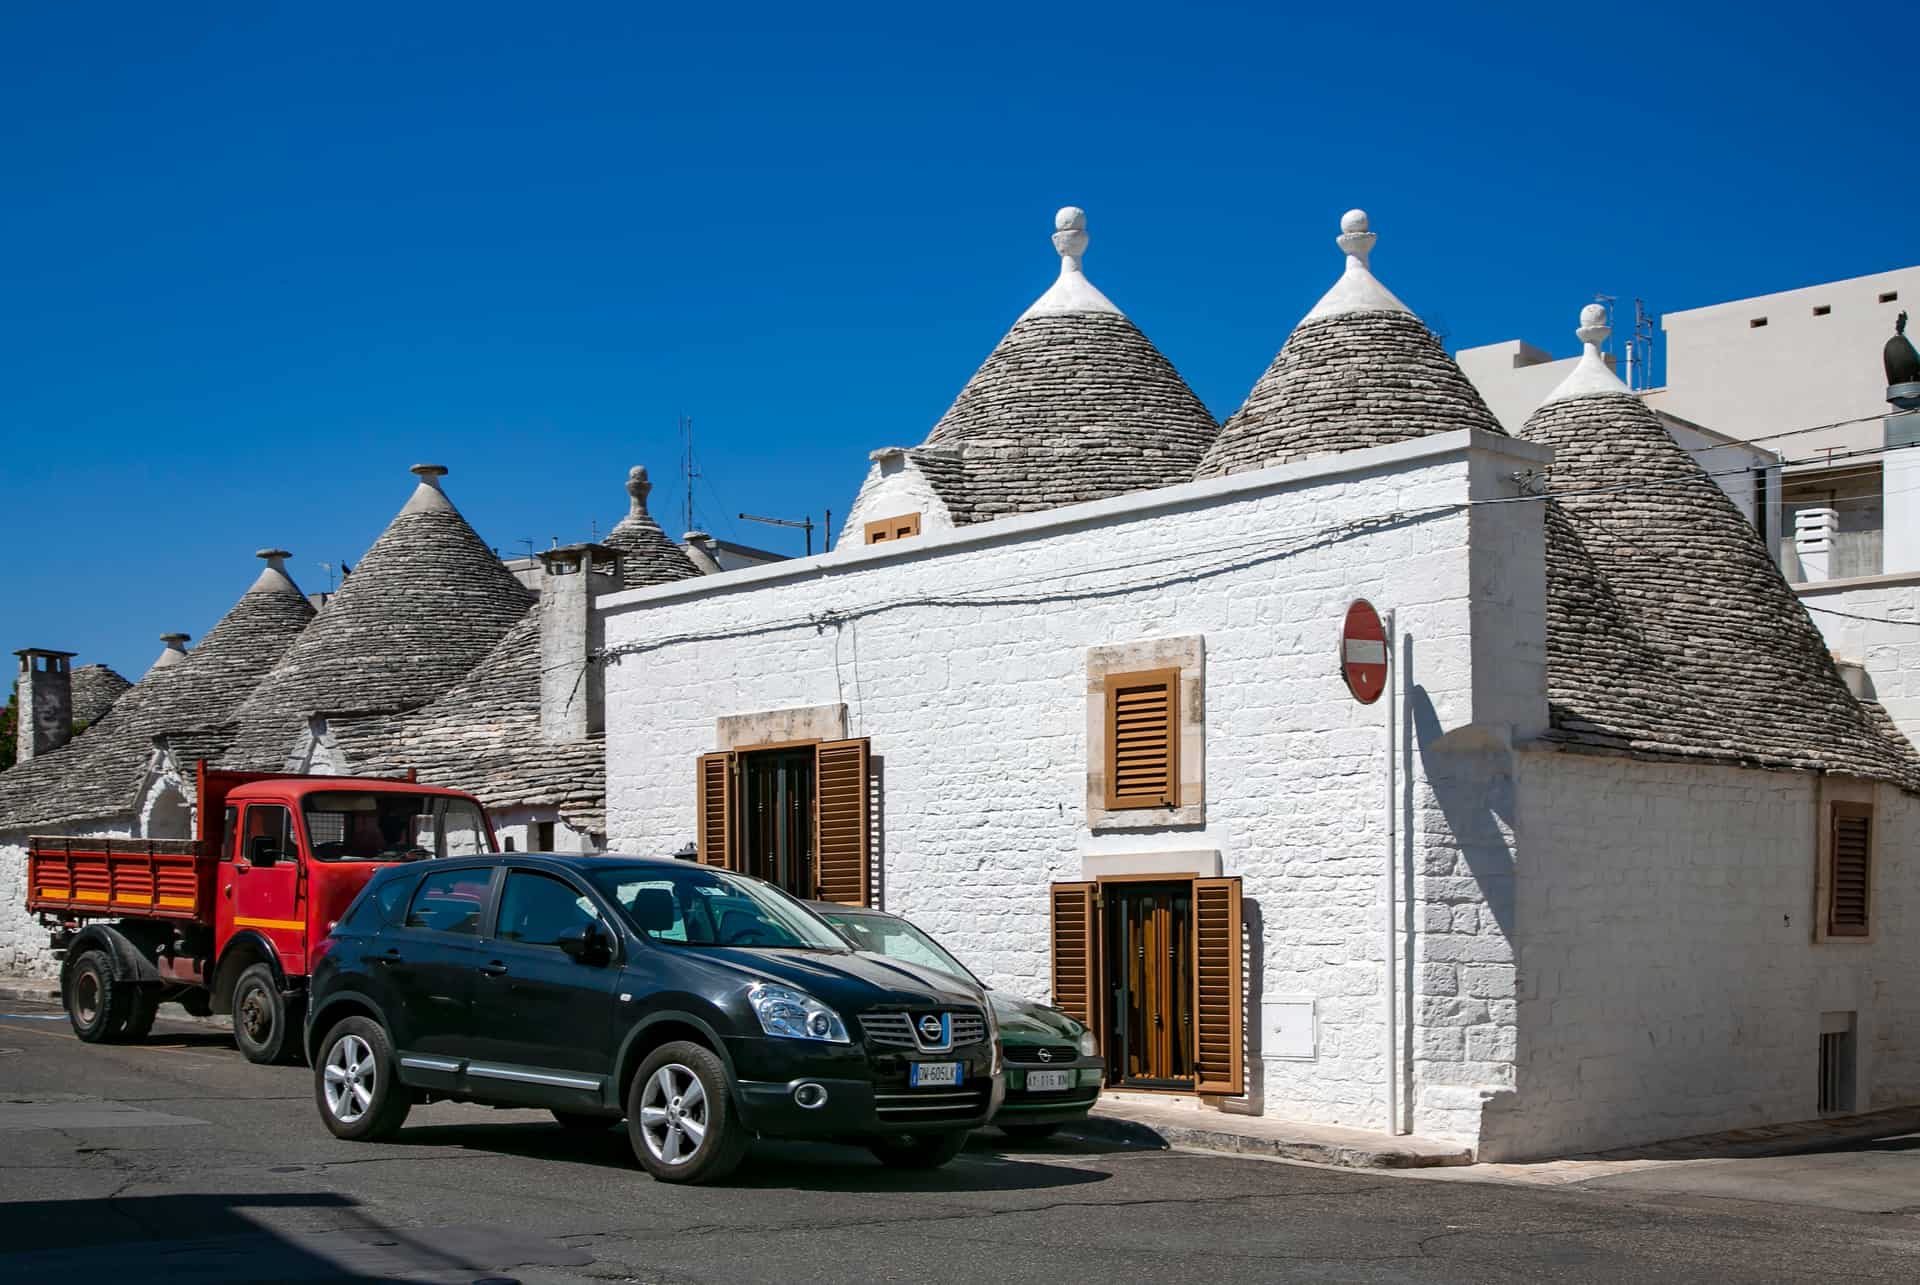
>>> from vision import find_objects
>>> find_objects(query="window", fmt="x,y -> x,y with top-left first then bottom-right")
864,512 -> 922,544
1882,291 -> 1900,304
534,820 -> 555,852
1104,669 -> 1180,809
405,868 -> 489,935
300,791 -> 493,861
339,874 -> 416,934
1749,317 -> 1769,328
1825,802 -> 1873,938
220,806 -> 239,863
584,862 -> 848,949
1819,1012 -> 1857,1113
1812,304 -> 1831,317
495,870 -> 600,947
242,805 -> 295,864
818,908 -> 978,985
695,738 -> 872,904
1781,464 -> 1882,581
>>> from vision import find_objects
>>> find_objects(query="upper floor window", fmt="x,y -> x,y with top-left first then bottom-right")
864,513 -> 922,544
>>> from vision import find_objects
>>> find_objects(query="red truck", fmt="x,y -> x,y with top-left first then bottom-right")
27,765 -> 497,1064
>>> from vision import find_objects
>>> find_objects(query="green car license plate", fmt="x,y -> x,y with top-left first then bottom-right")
910,1062 -> 962,1087
1024,1069 -> 1073,1092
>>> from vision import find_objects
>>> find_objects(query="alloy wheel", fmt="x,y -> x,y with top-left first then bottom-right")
638,1062 -> 708,1165
323,1033 -> 376,1123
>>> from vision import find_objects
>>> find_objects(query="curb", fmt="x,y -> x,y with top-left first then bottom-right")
1065,1111 -> 1474,1170
0,978 -> 60,1005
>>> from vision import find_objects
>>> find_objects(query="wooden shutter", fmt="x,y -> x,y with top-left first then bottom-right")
1050,882 -> 1098,1038
1105,669 -> 1180,809
1192,877 -> 1244,1095
864,513 -> 921,545
695,752 -> 736,869
813,738 -> 871,905
1827,802 -> 1872,937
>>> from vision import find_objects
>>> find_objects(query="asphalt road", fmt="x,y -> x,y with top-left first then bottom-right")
5,999 -> 1920,1283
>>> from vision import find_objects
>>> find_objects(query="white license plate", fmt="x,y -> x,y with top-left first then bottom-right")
910,1061 -> 962,1087
1024,1069 -> 1073,1092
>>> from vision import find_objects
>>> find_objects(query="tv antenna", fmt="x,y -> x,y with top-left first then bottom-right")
680,414 -> 699,533
739,511 -> 830,556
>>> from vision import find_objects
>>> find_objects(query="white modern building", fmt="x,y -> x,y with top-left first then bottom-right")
601,209 -> 1920,1160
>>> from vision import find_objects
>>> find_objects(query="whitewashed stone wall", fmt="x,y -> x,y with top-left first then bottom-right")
604,430 -> 1549,1144
1798,572 -> 1920,745
0,818 -> 135,979
1485,749 -> 1920,1160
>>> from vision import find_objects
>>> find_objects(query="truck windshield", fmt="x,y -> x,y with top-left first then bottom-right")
586,864 -> 848,951
301,792 -> 493,862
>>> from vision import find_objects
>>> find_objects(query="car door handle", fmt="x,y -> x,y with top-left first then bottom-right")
374,949 -> 402,965
478,961 -> 509,976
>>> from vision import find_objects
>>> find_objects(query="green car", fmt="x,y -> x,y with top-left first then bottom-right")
810,902 -> 1104,1141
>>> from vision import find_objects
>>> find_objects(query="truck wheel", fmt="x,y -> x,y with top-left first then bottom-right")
626,1041 -> 749,1184
65,950 -> 129,1043
232,963 -> 298,1065
868,1130 -> 969,1169
314,1017 -> 411,1141
119,989 -> 161,1043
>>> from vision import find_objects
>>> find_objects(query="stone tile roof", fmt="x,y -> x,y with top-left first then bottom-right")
70,665 -> 131,728
215,467 -> 533,771
909,209 -> 1217,525
0,554 -> 315,830
1197,213 -> 1502,479
325,466 -> 697,833
603,466 -> 702,589
1520,310 -> 1920,789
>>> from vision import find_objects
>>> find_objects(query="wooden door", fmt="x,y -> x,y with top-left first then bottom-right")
1104,880 -> 1195,1088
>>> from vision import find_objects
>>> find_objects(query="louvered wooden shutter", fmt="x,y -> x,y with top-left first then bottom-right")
1050,883 -> 1098,1038
813,738 -> 871,905
1106,669 -> 1179,809
695,752 -> 736,870
1827,802 -> 1872,937
1192,877 -> 1244,1095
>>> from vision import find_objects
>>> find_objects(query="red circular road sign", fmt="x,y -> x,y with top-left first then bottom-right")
1341,599 -> 1388,705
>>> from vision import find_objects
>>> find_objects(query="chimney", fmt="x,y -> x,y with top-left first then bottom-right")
537,542 -> 622,741
1794,507 -> 1838,582
150,633 -> 191,672
682,531 -> 724,575
13,649 -> 77,762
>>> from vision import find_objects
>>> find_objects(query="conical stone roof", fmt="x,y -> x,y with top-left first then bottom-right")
906,207 -> 1216,524
1196,210 -> 1503,479
604,466 -> 702,589
217,466 -> 533,770
70,665 -> 132,727
1521,306 -> 1920,789
0,551 -> 316,829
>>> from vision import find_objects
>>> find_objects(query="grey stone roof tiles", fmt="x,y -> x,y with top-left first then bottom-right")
70,665 -> 131,728
1520,390 -> 1920,790
1195,310 -> 1505,479
0,559 -> 315,830
216,477 -> 532,771
603,467 -> 702,589
916,310 -> 1218,524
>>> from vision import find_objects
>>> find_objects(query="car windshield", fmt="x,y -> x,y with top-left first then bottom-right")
816,909 -> 980,987
585,863 -> 849,951
301,792 -> 493,862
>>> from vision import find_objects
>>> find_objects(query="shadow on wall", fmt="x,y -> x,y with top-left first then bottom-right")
1405,633 -> 1517,941
1239,895 -> 1267,1115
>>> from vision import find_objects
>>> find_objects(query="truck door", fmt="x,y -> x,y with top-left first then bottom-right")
219,803 -> 308,974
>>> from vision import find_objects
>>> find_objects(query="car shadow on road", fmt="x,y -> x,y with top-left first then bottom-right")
391,1120 -> 1116,1193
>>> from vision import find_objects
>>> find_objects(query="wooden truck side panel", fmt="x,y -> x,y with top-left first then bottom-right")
26,836 -> 215,922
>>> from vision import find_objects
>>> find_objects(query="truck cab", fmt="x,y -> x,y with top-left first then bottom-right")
31,767 -> 497,1064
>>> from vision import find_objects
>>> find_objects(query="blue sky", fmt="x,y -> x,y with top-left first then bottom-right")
2,2 -> 1909,681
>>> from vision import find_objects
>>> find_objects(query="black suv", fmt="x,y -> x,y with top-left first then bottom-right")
305,854 -> 1003,1182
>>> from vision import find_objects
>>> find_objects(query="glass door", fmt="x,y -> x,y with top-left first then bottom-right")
1103,880 -> 1194,1089
739,748 -> 815,897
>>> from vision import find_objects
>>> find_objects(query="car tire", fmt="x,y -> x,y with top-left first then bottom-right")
65,949 -> 128,1043
998,1123 -> 1062,1142
868,1130 -> 969,1170
314,1016 -> 411,1141
118,988 -> 161,1043
626,1041 -> 749,1184
552,1110 -> 615,1132
232,963 -> 299,1065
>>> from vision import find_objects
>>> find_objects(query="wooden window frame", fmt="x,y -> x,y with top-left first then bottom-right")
863,512 -> 922,545
1822,800 -> 1874,940
1103,668 -> 1181,811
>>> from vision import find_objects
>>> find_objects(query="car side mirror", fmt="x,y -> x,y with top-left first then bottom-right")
249,837 -> 282,867
558,921 -> 612,966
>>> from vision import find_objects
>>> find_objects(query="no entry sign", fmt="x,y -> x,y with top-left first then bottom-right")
1341,599 -> 1388,704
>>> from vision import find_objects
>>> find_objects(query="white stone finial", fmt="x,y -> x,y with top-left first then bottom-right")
627,465 -> 652,515
402,463 -> 456,515
255,547 -> 291,568
1542,300 -> 1633,406
1019,205 -> 1122,321
410,463 -> 449,488
1302,207 -> 1410,323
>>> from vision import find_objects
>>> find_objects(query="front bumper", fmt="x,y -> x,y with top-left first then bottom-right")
726,1034 -> 1004,1139
997,1057 -> 1104,1123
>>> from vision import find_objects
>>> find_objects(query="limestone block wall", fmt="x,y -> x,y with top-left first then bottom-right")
1798,573 -> 1920,746
1485,749 -> 1920,1160
0,819 -> 134,979
603,431 -> 1546,1143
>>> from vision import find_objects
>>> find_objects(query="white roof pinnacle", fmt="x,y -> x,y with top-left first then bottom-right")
1017,206 -> 1123,321
401,462 -> 456,514
1300,208 -> 1412,323
1542,302 -> 1633,405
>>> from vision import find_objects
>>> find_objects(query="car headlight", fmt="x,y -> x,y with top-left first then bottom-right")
1078,1028 -> 1098,1058
747,982 -> 849,1043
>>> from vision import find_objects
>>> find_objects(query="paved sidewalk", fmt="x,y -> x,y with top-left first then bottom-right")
1067,1095 -> 1475,1169
0,976 -> 58,1005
